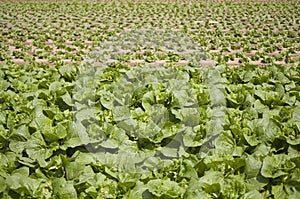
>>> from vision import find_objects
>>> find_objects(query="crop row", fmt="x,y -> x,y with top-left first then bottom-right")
0,1 -> 299,66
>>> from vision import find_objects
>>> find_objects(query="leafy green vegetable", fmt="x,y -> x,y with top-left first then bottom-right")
0,1 -> 300,198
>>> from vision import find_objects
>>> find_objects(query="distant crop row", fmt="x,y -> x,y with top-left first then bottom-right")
0,1 -> 300,198
0,1 -> 299,66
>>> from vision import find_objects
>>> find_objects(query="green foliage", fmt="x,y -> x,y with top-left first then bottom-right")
1,59 -> 300,198
0,0 -> 300,198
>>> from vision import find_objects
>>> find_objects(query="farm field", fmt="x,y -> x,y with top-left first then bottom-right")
1,0 -> 300,66
0,0 -> 300,198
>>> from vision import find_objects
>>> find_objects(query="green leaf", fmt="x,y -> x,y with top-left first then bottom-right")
272,184 -> 288,199
30,116 -> 52,133
117,118 -> 137,132
10,124 -> 30,142
183,126 -> 206,147
112,106 -> 130,122
243,190 -> 264,199
0,112 -> 6,125
0,175 -> 7,193
99,90 -> 114,110
197,171 -> 223,197
282,94 -> 296,106
290,168 -> 300,184
185,178 -> 210,199
124,181 -> 148,199
25,132 -> 54,167
181,108 -> 200,127
252,143 -> 271,158
59,92 -> 73,106
288,191 -> 300,199
179,159 -> 198,179
261,154 -> 296,178
58,64 -> 77,81
245,155 -> 262,179
65,162 -> 85,180
9,140 -> 27,154
52,178 -> 77,199
43,122 -> 68,143
0,79 -> 10,91
292,107 -> 300,120
160,147 -> 178,158
6,170 -> 42,197
245,175 -> 269,192
99,139 -> 119,149
257,117 -> 280,143
147,179 -> 185,198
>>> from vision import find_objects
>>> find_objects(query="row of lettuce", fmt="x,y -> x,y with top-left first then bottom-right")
0,58 -> 300,198
0,2 -> 299,66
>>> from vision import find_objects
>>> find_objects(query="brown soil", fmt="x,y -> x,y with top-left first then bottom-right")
227,58 -> 240,66
129,59 -> 145,64
267,51 -> 281,57
290,53 -> 300,58
209,49 -> 221,53
65,41 -> 73,45
24,39 -> 34,45
244,52 -> 256,56
146,60 -> 167,66
13,59 -> 25,64
9,46 -> 16,51
177,60 -> 189,65
230,49 -> 243,53
249,60 -> 268,66
35,59 -> 49,64
62,59 -> 73,64
46,40 -> 54,45
200,60 -> 215,66
222,29 -> 231,32
274,61 -> 286,65
84,41 -> 93,46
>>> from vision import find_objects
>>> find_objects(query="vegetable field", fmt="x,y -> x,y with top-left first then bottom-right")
0,0 -> 300,198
